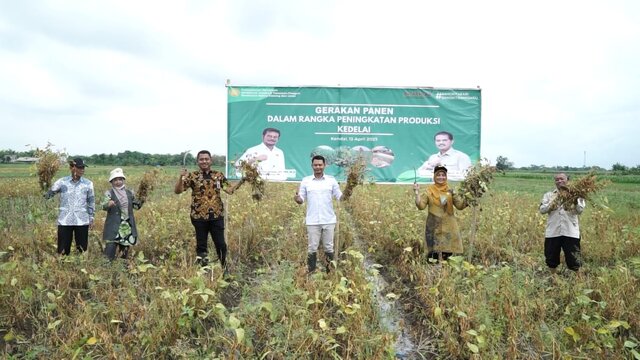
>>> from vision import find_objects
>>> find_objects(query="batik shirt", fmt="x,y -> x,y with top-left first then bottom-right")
416,185 -> 467,254
47,176 -> 95,226
182,170 -> 229,220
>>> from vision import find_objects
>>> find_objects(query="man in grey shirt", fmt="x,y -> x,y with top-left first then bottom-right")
539,173 -> 586,273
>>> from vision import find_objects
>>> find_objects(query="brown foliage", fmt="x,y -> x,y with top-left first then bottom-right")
34,143 -> 65,190
555,173 -> 609,210
342,157 -> 367,200
136,168 -> 160,202
237,160 -> 265,201
457,160 -> 500,207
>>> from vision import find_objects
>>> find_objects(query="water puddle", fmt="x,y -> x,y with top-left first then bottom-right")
344,212 -> 417,358
363,255 -> 417,358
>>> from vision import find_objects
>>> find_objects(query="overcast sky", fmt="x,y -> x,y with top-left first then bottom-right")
1,0 -> 638,168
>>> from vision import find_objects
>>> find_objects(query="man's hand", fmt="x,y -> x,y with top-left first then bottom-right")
175,169 -> 188,194
548,194 -> 560,211
294,191 -> 303,204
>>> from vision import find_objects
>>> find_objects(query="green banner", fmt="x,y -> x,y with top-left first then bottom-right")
227,86 -> 481,183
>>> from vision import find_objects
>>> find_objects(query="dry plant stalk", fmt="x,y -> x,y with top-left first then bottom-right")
342,157 -> 367,200
237,160 -> 265,201
555,173 -> 608,211
457,160 -> 499,207
136,168 -> 160,202
34,143 -> 65,190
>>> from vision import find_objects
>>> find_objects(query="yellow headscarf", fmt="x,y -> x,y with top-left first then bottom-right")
426,169 -> 453,215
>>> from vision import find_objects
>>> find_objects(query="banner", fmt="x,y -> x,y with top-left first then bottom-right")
227,86 -> 481,183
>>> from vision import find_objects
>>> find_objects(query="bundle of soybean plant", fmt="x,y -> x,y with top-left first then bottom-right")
136,168 -> 160,203
34,143 -> 65,191
237,160 -> 264,201
555,173 -> 608,211
456,160 -> 499,207
342,158 -> 367,200
456,160 -> 499,262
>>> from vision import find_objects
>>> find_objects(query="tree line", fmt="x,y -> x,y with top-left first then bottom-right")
2,149 -> 636,173
496,156 -> 640,174
0,149 -> 226,167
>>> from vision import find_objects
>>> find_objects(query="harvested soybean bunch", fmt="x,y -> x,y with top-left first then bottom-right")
237,160 -> 264,201
34,142 -> 66,191
136,168 -> 160,202
456,159 -> 499,262
457,159 -> 499,207
342,156 -> 368,200
555,173 -> 608,211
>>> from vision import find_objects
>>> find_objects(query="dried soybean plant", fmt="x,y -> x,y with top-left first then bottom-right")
136,168 -> 160,202
555,173 -> 608,210
456,159 -> 499,262
34,143 -> 66,191
237,160 -> 264,201
342,156 -> 368,200
456,160 -> 500,207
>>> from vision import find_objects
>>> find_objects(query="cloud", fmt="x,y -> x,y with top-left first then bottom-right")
0,0 -> 639,168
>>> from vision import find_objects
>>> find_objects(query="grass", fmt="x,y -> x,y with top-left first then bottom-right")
1,166 -> 639,359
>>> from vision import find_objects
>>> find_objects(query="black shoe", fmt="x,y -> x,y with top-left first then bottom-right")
196,253 -> 209,267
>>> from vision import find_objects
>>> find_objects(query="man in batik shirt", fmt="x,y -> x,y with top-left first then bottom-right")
175,150 -> 241,269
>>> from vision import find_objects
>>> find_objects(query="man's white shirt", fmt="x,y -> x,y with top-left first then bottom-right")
297,175 -> 342,225
237,143 -> 286,180
418,148 -> 472,181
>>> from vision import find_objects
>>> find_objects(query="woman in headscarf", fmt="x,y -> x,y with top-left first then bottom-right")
413,165 -> 468,262
102,168 -> 143,260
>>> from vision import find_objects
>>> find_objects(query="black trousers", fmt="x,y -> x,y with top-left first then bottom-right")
57,225 -> 89,255
544,236 -> 581,271
191,218 -> 226,266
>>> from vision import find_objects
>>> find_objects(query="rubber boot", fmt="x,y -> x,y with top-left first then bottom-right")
325,252 -> 334,273
307,252 -> 317,273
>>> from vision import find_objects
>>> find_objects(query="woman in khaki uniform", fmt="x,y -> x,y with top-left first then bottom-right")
413,165 -> 467,261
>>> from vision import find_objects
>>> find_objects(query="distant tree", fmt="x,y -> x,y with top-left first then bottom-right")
1,148 -> 220,167
612,163 -> 627,172
496,156 -> 514,171
211,154 -> 225,167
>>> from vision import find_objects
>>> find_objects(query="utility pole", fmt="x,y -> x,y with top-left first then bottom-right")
583,150 -> 586,168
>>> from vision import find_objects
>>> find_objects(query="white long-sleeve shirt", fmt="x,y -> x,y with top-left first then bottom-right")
539,189 -> 586,238
297,175 -> 342,225
417,148 -> 472,181
236,143 -> 286,180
